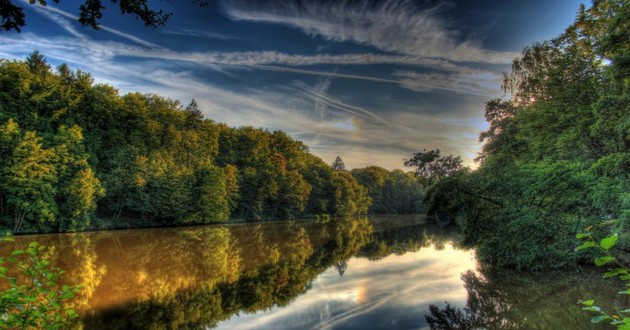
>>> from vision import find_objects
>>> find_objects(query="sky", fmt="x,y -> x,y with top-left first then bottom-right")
0,0 -> 585,169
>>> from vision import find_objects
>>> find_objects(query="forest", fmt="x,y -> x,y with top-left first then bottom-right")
412,0 -> 629,270
0,54 -> 424,234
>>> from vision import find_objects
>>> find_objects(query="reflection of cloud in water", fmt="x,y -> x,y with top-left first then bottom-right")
216,244 -> 475,330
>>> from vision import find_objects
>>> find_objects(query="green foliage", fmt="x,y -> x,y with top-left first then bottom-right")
404,149 -> 464,188
0,239 -> 80,329
414,0 -> 630,270
350,167 -> 425,214
577,229 -> 630,328
425,265 -> 622,330
0,53 -> 374,232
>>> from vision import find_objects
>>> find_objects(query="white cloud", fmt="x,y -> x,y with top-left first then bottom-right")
0,1 -> 496,169
394,70 -> 503,97
223,0 -> 519,64
26,1 -> 163,49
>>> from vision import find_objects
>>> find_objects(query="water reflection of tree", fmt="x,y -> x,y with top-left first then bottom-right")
359,223 -> 460,260
425,266 -> 624,330
81,217 -> 374,329
3,217 -> 473,329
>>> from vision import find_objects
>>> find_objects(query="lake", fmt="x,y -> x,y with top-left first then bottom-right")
2,215 -> 623,329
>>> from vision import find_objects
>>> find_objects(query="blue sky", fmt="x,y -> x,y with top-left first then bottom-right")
0,0 -> 585,169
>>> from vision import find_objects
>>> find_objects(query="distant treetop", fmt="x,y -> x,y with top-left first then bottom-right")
332,156 -> 346,171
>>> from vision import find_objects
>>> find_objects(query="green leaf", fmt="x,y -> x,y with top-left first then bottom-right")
594,256 -> 614,266
591,315 -> 611,323
604,268 -> 628,278
619,289 -> 630,295
621,309 -> 630,314
576,233 -> 591,239
581,299 -> 595,306
584,306 -> 602,312
600,234 -> 618,251
577,241 -> 596,250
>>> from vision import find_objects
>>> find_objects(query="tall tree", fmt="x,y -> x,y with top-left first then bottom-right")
5,131 -> 58,233
331,156 -> 345,171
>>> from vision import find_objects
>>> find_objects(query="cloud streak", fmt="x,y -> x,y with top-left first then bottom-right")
25,1 -> 163,49
223,0 -> 519,64
1,0 -> 501,169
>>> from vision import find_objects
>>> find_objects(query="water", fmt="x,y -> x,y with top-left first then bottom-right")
1,215 -> 624,329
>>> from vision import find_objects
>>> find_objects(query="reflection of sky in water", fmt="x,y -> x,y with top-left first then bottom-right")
216,244 -> 476,330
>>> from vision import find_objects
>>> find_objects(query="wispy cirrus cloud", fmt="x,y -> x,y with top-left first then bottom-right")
161,28 -> 244,41
24,0 -> 163,49
1,0 -> 500,169
0,31 -> 500,97
394,70 -> 502,97
222,0 -> 519,64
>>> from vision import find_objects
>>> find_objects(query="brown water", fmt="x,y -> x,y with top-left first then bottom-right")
1,215 -> 624,329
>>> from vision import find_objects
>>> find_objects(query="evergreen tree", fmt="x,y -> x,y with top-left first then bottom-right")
331,156 -> 345,171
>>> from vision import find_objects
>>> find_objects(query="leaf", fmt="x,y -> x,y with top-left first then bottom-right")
591,315 -> 611,323
584,306 -> 602,312
594,256 -> 614,266
576,233 -> 591,239
604,268 -> 628,278
576,241 -> 596,250
600,234 -> 618,251
581,300 -> 595,306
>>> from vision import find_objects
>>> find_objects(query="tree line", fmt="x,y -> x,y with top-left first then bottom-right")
0,53 -> 424,233
409,0 -> 629,270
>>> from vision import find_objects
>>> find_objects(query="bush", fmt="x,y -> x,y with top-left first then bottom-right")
0,238 -> 80,329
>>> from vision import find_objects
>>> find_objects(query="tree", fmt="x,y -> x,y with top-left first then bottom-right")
184,99 -> 204,129
0,1 -> 210,32
25,50 -> 50,76
404,149 -> 463,187
5,131 -> 58,233
53,125 -> 104,231
192,165 -> 230,224
476,99 -> 518,164
331,156 -> 345,171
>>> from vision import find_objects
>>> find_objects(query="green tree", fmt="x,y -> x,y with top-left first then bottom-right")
5,131 -> 58,233
0,240 -> 80,329
192,165 -> 230,223
331,156 -> 346,171
53,125 -> 104,231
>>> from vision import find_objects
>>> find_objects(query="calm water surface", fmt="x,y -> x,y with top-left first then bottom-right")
3,215 -> 624,329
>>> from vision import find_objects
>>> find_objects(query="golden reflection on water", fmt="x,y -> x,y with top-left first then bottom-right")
1,215 -> 622,329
